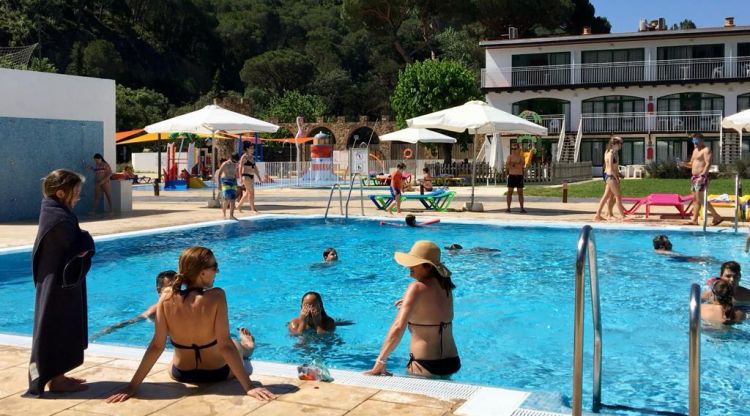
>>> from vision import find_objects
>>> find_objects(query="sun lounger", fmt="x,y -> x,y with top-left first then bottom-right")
623,193 -> 693,218
368,189 -> 456,212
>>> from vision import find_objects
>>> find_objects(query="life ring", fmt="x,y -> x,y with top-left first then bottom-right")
403,148 -> 413,159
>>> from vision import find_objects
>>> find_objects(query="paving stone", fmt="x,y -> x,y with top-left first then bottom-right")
276,381 -> 377,411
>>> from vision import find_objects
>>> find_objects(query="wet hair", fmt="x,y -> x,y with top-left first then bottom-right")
422,167 -> 430,173
652,235 -> 672,251
405,214 -> 417,227
170,247 -> 216,294
323,247 -> 337,260
42,169 -> 85,203
243,141 -> 254,151
156,270 -> 177,294
721,261 -> 741,277
711,280 -> 737,324
231,153 -> 241,162
300,291 -> 331,320
397,163 -> 406,169
423,264 -> 456,297
444,243 -> 463,250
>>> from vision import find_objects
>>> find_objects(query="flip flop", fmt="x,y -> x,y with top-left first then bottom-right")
712,218 -> 725,226
520,209 -> 528,214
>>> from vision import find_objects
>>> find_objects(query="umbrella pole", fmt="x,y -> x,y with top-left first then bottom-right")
470,134 -> 476,207
211,132 -> 216,200
154,133 -> 161,196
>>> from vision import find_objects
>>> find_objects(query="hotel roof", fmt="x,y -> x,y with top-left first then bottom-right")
480,25 -> 750,49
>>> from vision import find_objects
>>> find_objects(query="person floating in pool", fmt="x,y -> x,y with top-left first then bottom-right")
444,243 -> 501,253
652,235 -> 717,263
380,215 -> 439,228
288,292 -> 337,334
90,270 -> 177,341
702,261 -> 750,305
701,279 -> 747,325
323,247 -> 338,262
215,154 -> 240,220
365,240 -> 460,377
106,247 -> 274,403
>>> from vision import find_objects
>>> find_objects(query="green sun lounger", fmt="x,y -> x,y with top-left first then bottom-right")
368,189 -> 456,212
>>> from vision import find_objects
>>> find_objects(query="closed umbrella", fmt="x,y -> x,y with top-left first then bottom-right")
408,100 -> 546,210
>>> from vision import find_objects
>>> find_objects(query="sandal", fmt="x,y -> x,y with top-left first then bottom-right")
520,209 -> 527,213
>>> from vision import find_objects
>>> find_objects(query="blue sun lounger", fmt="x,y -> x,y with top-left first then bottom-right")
368,189 -> 456,212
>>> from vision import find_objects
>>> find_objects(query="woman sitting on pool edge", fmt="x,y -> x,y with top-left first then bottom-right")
288,292 -> 336,334
365,240 -> 460,377
106,246 -> 275,403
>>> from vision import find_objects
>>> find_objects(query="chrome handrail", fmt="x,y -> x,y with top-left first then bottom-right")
688,283 -> 701,416
324,183 -> 343,220
572,225 -> 602,415
345,173 -> 365,219
702,184 -> 708,232
734,173 -> 741,233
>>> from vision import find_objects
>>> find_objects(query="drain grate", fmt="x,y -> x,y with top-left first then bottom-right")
511,409 -> 569,416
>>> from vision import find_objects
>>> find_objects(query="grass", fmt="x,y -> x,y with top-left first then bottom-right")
522,178 -> 738,198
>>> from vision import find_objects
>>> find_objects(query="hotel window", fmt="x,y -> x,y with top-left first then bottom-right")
511,52 -> 571,86
657,92 -> 723,112
739,93 -> 750,112
739,44 -> 750,78
581,49 -> 645,83
579,139 -> 644,166
655,137 -> 719,163
656,44 -> 724,80
582,95 -> 645,114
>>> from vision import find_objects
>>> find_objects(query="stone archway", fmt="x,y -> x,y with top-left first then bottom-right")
308,126 -> 336,144
347,126 -> 379,148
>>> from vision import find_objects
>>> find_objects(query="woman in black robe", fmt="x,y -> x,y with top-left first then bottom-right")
27,169 -> 95,396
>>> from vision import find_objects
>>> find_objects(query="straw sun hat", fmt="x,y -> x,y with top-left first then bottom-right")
394,240 -> 451,278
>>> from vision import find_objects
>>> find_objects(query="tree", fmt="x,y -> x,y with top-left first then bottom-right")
81,39 -> 122,79
390,59 -> 481,162
262,90 -> 328,124
564,0 -> 611,35
341,0 -> 412,63
434,27 -> 483,71
116,84 -> 171,130
671,19 -> 697,30
239,49 -> 314,96
475,0 -> 574,38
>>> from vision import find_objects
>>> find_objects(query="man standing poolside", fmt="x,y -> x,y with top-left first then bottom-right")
683,133 -> 723,226
505,143 -> 526,213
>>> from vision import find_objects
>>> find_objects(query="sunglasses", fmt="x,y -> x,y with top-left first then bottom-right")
207,262 -> 219,272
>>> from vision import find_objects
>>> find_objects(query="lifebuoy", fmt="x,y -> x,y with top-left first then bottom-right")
403,148 -> 413,159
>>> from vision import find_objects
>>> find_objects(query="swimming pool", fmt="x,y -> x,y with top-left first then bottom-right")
0,217 -> 747,415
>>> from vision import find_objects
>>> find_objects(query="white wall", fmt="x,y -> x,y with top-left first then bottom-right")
132,152 -> 191,174
0,68 -> 116,164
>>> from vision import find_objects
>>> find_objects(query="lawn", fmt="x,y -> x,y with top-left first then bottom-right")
522,178 -> 739,198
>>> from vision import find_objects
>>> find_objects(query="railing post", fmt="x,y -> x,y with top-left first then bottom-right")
734,173 -> 741,233
572,225 -> 602,415
688,284 -> 701,416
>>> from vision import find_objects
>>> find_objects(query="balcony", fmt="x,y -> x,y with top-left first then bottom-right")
580,111 -> 723,134
539,114 -> 565,135
482,57 -> 750,89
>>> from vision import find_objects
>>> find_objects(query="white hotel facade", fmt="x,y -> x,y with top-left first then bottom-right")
480,20 -> 750,175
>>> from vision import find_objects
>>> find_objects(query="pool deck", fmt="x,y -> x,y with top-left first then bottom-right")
0,185 -> 738,416
0,185 -> 741,248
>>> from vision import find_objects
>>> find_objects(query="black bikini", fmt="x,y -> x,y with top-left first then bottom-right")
170,287 -> 230,383
406,321 -> 461,376
242,159 -> 256,179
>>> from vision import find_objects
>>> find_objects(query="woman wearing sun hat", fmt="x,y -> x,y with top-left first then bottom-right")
365,241 -> 460,377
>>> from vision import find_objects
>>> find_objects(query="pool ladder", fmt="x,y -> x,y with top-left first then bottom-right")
324,174 -> 365,220
572,226 -> 702,416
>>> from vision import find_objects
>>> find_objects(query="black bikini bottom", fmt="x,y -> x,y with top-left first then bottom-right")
171,364 -> 230,383
408,354 -> 461,376
241,173 -> 254,179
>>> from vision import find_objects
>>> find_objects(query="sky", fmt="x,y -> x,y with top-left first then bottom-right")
591,0 -> 750,33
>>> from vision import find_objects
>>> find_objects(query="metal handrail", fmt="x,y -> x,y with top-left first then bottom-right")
572,225 -> 602,415
345,173 -> 365,219
688,283 -> 701,416
734,173 -> 741,233
324,183 -> 343,220
702,185 -> 708,232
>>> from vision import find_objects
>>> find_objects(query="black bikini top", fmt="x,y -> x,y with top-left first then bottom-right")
408,321 -> 452,357
172,286 -> 216,368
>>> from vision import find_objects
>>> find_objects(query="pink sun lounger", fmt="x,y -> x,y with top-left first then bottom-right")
623,193 -> 694,218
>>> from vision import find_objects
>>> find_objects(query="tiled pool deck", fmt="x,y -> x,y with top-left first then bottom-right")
0,185 -> 739,415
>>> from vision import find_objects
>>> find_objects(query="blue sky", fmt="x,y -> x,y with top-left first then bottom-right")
591,0 -> 749,32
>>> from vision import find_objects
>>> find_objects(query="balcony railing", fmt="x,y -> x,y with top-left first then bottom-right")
482,56 -> 750,89
539,114 -> 565,135
580,111 -> 723,133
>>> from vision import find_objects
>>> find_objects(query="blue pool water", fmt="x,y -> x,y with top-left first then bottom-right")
1,217 -> 748,415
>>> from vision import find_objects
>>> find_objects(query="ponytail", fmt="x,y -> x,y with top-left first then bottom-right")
168,273 -> 185,298
711,280 -> 736,324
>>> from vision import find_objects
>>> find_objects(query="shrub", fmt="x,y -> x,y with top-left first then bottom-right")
644,160 -> 691,179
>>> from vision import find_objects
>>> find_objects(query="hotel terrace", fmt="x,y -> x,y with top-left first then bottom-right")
481,17 -> 750,176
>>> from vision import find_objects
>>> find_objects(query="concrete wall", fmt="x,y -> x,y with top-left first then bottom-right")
0,68 -> 115,221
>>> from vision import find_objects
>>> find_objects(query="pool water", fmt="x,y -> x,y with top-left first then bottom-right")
1,218 -> 748,415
